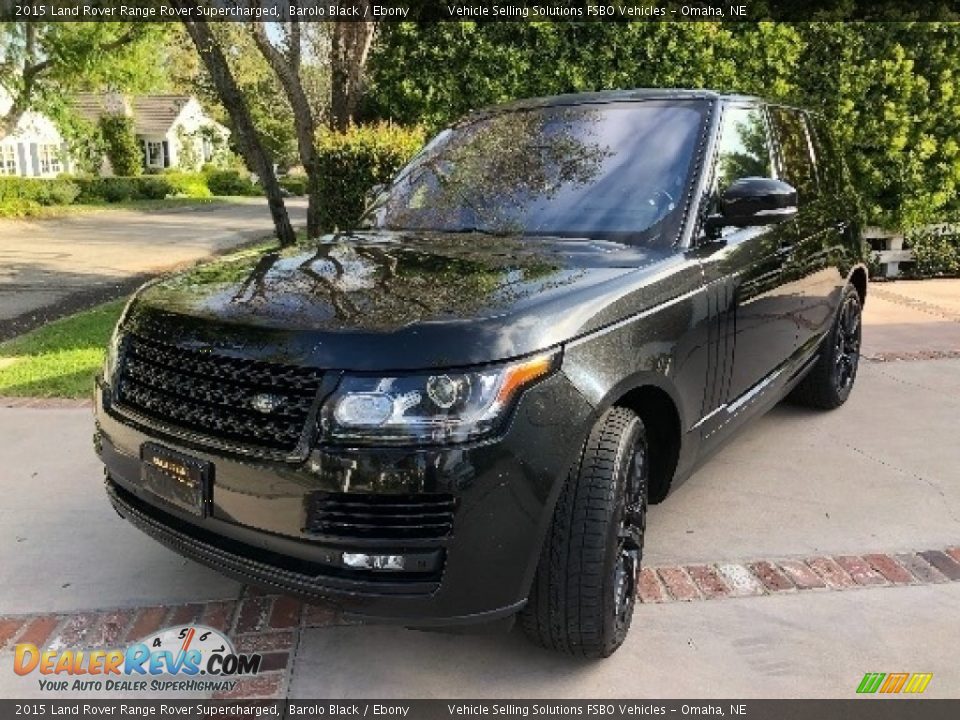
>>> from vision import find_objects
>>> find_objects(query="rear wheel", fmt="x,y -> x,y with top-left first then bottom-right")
790,284 -> 862,409
520,407 -> 648,658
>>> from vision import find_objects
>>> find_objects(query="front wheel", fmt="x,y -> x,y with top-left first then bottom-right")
520,407 -> 648,658
789,284 -> 863,409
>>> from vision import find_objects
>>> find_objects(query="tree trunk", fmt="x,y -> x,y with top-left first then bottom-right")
174,4 -> 296,247
249,18 -> 324,239
330,3 -> 377,132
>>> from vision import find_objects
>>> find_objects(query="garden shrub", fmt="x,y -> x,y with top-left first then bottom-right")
205,169 -> 259,196
0,198 -> 41,218
0,177 -> 80,206
367,22 -> 960,232
97,177 -> 135,202
136,176 -> 175,200
98,114 -> 142,177
314,123 -> 425,230
908,226 -> 960,277
279,175 -> 307,196
163,172 -> 212,198
43,179 -> 81,205
74,176 -> 174,203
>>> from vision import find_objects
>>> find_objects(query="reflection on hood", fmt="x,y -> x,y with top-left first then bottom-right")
138,231 -> 661,333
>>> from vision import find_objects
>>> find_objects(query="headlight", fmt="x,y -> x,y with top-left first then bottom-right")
321,351 -> 559,445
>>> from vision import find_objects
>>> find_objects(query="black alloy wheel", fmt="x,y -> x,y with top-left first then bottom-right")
521,407 -> 649,658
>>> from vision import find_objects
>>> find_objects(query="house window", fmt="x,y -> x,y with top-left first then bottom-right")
38,144 -> 62,175
202,138 -> 214,162
0,145 -> 17,176
145,141 -> 164,168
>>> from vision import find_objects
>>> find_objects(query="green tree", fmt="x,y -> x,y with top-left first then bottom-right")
171,3 -> 296,246
794,22 -> 960,228
364,23 -> 800,131
248,5 -> 378,237
365,21 -> 959,230
249,15 -> 326,238
98,114 -> 141,176
0,17 -> 162,140
165,23 -> 300,168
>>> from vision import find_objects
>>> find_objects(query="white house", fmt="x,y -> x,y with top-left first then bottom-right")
0,92 -> 70,178
0,90 -> 229,177
72,93 -> 230,173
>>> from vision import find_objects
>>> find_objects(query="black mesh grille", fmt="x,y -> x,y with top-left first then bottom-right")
305,492 -> 456,541
115,333 -> 323,454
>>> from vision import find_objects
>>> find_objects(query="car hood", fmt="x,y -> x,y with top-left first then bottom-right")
126,231 -> 686,370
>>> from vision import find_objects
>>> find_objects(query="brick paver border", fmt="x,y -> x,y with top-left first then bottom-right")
0,587 -> 345,700
2,546 -> 959,698
638,546 -> 960,604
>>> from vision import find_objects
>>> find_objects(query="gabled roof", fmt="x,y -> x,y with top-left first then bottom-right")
132,95 -> 194,135
71,93 -> 129,124
71,94 -> 197,136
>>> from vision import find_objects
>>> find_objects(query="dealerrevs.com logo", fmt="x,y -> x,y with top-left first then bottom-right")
13,625 -> 261,693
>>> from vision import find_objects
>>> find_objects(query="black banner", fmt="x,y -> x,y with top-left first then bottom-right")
1,700 -> 959,719
1,0 -> 959,23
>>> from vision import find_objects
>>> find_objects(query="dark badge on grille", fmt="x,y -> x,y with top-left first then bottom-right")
251,393 -> 285,414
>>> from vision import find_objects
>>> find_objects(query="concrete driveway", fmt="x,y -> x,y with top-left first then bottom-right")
0,198 -> 306,339
0,279 -> 958,699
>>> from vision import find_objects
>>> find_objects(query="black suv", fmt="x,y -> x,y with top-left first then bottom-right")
95,90 -> 865,657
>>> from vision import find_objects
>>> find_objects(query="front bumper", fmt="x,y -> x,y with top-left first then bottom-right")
95,371 -> 593,625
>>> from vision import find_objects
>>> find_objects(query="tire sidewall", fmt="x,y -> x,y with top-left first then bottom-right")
829,287 -> 862,404
599,414 -> 648,654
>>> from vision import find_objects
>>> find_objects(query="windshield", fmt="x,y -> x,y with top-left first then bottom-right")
362,101 -> 707,246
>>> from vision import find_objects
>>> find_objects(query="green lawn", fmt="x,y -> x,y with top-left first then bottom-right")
0,299 -> 127,398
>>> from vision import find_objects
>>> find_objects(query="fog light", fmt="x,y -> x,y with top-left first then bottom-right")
342,552 -> 406,571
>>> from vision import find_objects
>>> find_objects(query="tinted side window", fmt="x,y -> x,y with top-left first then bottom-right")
769,107 -> 818,202
715,105 -> 773,191
807,116 -> 841,194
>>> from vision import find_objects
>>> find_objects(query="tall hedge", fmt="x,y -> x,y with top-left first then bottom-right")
365,22 -> 960,231
98,114 -> 142,177
0,177 -> 80,205
315,123 -> 425,230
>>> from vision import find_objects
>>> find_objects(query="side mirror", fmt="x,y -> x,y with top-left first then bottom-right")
713,177 -> 798,230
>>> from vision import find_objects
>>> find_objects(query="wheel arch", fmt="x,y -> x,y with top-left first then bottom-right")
609,384 -> 682,503
848,264 -> 868,306
576,372 -> 685,505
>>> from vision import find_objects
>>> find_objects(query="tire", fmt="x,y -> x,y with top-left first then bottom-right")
789,284 -> 863,410
520,407 -> 648,658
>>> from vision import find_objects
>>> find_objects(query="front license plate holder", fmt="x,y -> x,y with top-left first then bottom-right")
140,443 -> 212,518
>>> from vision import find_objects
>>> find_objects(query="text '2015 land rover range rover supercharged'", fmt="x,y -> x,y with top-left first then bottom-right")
96,90 -> 866,657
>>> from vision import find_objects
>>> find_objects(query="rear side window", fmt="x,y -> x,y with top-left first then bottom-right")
714,105 -> 774,192
769,107 -> 818,203
807,117 -> 842,194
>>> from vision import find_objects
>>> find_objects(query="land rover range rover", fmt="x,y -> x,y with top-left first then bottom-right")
95,90 -> 866,657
